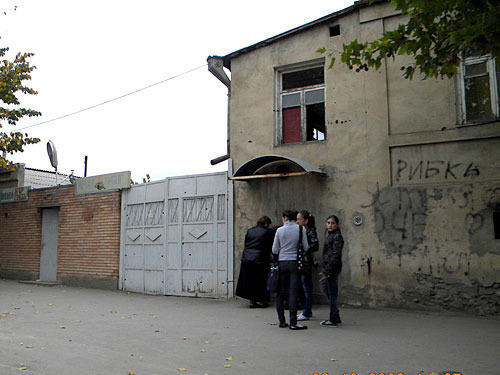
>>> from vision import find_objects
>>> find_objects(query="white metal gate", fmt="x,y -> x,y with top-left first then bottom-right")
119,172 -> 233,297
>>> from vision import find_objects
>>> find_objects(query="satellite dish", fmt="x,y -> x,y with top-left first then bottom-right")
47,140 -> 58,169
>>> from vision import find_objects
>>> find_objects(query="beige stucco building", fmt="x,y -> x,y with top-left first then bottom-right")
209,1 -> 500,314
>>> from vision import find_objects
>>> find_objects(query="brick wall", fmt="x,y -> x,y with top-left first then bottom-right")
0,185 -> 121,288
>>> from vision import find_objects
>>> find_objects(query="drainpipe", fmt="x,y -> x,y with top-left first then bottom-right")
207,56 -> 231,165
207,56 -> 234,297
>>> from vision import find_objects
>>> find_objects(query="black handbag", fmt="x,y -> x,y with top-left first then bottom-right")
297,226 -> 309,273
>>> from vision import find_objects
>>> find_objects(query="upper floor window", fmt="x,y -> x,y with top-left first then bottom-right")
276,63 -> 326,144
459,52 -> 499,124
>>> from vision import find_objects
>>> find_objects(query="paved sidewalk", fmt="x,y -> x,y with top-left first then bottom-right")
1,279 -> 499,375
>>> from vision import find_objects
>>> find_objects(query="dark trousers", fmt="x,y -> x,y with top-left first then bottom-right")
320,272 -> 340,323
276,260 -> 299,326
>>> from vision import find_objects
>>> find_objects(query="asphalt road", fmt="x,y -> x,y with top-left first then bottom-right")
0,279 -> 499,375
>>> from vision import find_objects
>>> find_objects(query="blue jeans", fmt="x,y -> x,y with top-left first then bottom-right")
320,272 -> 340,323
276,260 -> 299,326
300,273 -> 313,316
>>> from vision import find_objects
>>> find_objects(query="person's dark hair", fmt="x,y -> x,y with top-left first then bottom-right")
282,209 -> 296,221
298,210 -> 316,229
326,214 -> 339,225
257,216 -> 272,227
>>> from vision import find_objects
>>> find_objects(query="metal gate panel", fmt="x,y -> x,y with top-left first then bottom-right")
40,208 -> 60,282
183,270 -> 214,294
123,269 -> 143,292
145,270 -> 164,294
168,177 -> 196,196
120,172 -> 231,298
124,244 -> 143,268
196,174 -> 228,196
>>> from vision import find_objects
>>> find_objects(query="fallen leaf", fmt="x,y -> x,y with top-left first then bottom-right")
177,368 -> 186,372
224,365 -> 231,368
225,356 -> 233,361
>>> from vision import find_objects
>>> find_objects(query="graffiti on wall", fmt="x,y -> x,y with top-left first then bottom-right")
364,183 -> 500,259
395,159 -> 480,182
363,183 -> 427,256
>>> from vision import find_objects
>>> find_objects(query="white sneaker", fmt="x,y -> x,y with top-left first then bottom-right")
297,313 -> 309,321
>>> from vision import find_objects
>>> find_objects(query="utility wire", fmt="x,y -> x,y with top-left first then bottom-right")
17,63 -> 207,131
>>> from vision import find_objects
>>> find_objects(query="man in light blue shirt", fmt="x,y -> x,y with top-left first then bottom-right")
272,210 -> 309,330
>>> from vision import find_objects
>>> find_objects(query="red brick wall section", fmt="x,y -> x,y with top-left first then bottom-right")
0,185 -> 121,280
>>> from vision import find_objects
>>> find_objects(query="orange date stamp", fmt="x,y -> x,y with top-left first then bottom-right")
313,372 -> 463,375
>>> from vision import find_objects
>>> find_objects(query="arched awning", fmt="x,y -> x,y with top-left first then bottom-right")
230,155 -> 326,181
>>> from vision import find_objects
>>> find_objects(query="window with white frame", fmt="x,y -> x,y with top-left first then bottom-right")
459,52 -> 500,124
276,63 -> 326,144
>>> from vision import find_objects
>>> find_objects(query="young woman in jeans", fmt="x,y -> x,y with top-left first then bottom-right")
296,210 -> 319,321
320,215 -> 344,327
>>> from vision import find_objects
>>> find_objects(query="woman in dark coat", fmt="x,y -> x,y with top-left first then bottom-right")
235,216 -> 275,308
320,214 -> 344,327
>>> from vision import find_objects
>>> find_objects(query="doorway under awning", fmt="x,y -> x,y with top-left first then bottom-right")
230,155 -> 326,181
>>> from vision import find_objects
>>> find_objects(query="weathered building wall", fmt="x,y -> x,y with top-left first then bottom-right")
0,185 -> 121,289
227,3 -> 500,314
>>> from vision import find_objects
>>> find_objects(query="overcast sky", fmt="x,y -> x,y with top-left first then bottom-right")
1,0 -> 353,182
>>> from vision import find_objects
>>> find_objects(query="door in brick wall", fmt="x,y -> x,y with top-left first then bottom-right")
120,172 -> 232,298
40,208 -> 60,282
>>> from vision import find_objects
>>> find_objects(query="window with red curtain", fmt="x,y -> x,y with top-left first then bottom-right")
279,65 -> 326,144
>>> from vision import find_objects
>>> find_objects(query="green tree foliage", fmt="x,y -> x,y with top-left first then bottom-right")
319,0 -> 500,79
0,45 -> 41,169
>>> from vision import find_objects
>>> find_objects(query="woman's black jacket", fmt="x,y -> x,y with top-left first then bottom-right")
241,225 -> 275,265
321,228 -> 343,275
